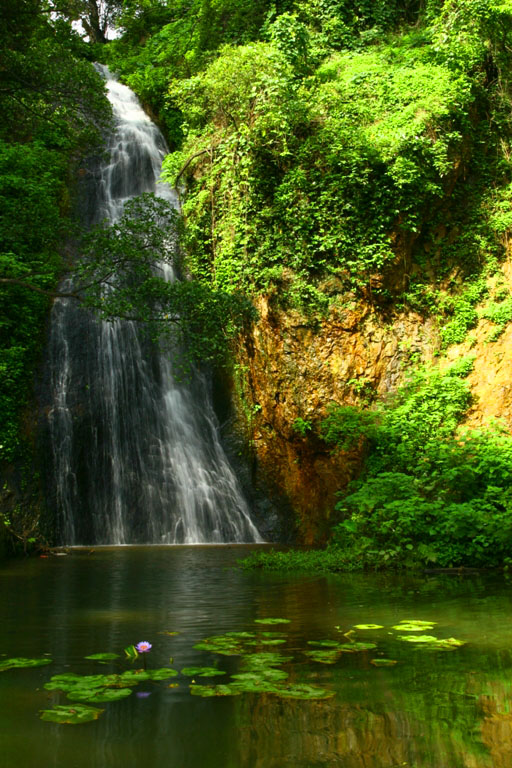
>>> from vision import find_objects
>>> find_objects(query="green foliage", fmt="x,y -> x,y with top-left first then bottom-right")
0,1 -> 110,467
439,280 -> 488,347
292,417 -> 312,436
77,194 -> 256,369
323,363 -> 512,569
480,296 -> 512,340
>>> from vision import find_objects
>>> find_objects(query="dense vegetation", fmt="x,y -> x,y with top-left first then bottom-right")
3,0 -> 512,563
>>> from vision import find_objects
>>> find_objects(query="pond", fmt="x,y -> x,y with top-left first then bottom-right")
1,546 -> 512,768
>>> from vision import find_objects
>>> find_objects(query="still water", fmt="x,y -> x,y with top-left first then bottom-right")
1,546 -> 512,768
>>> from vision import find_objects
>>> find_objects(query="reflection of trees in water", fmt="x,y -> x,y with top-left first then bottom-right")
231,667 -> 503,768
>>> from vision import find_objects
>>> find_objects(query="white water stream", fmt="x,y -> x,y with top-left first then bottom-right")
45,65 -> 261,545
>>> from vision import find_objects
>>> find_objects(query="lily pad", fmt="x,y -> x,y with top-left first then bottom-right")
353,624 -> 384,630
67,687 -> 133,704
276,683 -> 335,700
396,620 -> 437,628
261,632 -> 287,638
40,704 -> 104,724
397,635 -> 440,644
392,623 -> 435,631
254,618 -> 291,625
118,669 -> 152,684
44,674 -> 122,692
84,653 -> 120,661
307,640 -> 341,648
193,635 -> 246,656
370,658 -> 398,667
339,642 -> 377,652
145,668 -> 178,681
180,667 -> 226,678
241,652 -> 293,669
436,637 -> 465,649
232,668 -> 289,683
223,632 -> 256,639
190,684 -> 241,697
0,657 -> 52,671
304,650 -> 340,664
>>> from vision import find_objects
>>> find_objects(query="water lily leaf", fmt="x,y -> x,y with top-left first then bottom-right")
261,632 -> 287,638
0,657 -> 52,671
193,635 -> 246,656
223,632 -> 256,639
118,669 -> 151,684
230,678 -> 283,694
397,635 -> 440,644
146,667 -> 178,681
67,687 -> 133,703
40,704 -> 104,724
241,652 -> 292,670
392,623 -> 435,631
353,624 -> 384,630
190,684 -> 241,697
124,645 -> 138,661
232,668 -> 289,682
257,639 -> 287,646
436,637 -> 465,649
84,653 -> 120,661
307,640 -> 341,648
339,642 -> 377,652
44,674 -> 123,692
396,620 -> 437,627
180,667 -> 226,677
276,684 -> 335,700
254,618 -> 290,625
371,658 -> 398,667
304,650 -> 340,664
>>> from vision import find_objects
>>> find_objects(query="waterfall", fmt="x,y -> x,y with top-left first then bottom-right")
44,65 -> 261,546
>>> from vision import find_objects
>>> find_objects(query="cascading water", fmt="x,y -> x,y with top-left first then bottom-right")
43,65 -> 261,546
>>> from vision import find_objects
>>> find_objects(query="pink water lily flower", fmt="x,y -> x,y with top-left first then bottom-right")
136,641 -> 152,653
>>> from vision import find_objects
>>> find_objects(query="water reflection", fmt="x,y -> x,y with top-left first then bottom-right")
1,548 -> 512,767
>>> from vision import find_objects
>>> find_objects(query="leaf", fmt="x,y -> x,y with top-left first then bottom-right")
124,644 -> 139,661
397,635 -> 440,644
276,684 -> 335,700
180,667 -> 226,677
0,657 -> 52,671
190,684 -> 241,697
339,642 -> 377,652
307,640 -> 341,648
392,622 -> 435,631
260,632 -> 288,638
40,704 -> 104,724
84,653 -> 120,661
353,624 -> 384,630
223,632 -> 256,638
241,652 -> 293,669
145,667 -> 178,681
67,687 -> 133,703
396,620 -> 437,627
370,658 -> 398,667
254,618 -> 291,625
232,668 -> 288,682
304,650 -> 340,664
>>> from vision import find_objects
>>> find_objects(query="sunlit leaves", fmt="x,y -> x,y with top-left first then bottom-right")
39,704 -> 104,724
0,657 -> 52,671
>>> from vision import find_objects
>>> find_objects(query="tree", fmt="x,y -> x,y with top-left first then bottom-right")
50,0 -> 123,43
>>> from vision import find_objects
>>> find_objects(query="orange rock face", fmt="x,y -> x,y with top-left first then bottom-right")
235,281 -> 512,542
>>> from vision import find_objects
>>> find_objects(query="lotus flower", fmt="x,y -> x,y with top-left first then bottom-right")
136,641 -> 152,653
